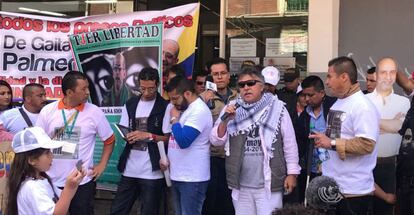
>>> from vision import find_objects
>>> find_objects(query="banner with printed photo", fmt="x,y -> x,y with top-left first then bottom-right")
69,23 -> 163,107
69,24 -> 162,189
0,3 -> 199,190
0,3 -> 200,100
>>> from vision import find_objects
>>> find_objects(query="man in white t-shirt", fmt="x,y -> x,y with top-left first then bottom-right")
110,68 -> 169,215
310,56 -> 380,215
161,76 -> 212,215
366,58 -> 410,215
36,71 -> 115,215
0,83 -> 48,140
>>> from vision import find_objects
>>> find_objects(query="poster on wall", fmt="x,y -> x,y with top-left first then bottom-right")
265,38 -> 293,57
0,3 -> 199,100
230,38 -> 257,57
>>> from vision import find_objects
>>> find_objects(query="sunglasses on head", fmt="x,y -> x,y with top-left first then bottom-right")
237,80 -> 261,88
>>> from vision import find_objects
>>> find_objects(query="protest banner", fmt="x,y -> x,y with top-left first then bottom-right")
0,3 -> 199,100
0,3 -> 200,190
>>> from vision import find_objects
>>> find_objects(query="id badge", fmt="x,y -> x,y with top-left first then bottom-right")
52,126 -> 80,159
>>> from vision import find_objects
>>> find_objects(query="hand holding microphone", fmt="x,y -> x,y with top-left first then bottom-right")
221,103 -> 240,121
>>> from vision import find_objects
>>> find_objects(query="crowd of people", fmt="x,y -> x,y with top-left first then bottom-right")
2,55 -> 414,215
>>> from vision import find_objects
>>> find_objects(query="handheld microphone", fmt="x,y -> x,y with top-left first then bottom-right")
221,103 -> 240,121
205,75 -> 216,109
305,176 -> 343,209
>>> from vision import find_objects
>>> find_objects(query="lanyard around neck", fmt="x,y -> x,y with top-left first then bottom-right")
61,109 -> 79,137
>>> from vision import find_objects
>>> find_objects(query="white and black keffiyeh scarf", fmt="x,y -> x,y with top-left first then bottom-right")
227,92 -> 285,157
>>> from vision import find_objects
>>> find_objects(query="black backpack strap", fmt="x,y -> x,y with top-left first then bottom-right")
18,108 -> 33,127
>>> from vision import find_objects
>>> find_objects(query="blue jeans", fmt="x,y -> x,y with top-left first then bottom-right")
172,180 -> 209,215
110,176 -> 165,215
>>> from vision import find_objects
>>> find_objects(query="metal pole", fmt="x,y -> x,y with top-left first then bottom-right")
219,0 -> 226,58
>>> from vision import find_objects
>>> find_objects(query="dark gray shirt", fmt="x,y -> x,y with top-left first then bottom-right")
240,126 -> 265,188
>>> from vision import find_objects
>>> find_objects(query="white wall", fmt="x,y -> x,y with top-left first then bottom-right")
307,0 -> 339,73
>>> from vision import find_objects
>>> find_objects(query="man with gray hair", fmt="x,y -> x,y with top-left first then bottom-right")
210,66 -> 300,214
366,57 -> 410,215
162,39 -> 180,77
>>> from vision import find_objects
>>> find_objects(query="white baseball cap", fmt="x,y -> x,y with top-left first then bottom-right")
261,66 -> 280,86
12,127 -> 64,153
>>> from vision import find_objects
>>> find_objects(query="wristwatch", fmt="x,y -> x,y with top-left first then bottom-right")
330,139 -> 336,151
170,116 -> 177,124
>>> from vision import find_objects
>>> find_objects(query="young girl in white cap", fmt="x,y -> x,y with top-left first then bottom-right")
6,127 -> 85,215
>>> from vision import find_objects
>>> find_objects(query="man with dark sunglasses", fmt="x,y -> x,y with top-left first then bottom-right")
210,66 -> 300,214
200,58 -> 237,215
193,71 -> 208,95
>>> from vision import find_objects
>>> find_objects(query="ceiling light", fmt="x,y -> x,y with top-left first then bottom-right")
85,0 -> 118,4
18,7 -> 67,17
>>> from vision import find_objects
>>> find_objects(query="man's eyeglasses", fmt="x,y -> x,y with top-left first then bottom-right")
196,81 -> 205,86
139,86 -> 157,93
237,80 -> 262,88
211,72 -> 228,77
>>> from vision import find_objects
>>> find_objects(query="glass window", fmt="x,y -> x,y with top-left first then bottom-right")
226,0 -> 308,80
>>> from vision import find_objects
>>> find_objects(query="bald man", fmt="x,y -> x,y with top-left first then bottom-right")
102,52 -> 129,106
366,57 -> 410,215
162,39 -> 180,76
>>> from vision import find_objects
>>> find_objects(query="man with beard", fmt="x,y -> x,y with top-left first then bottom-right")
161,76 -> 212,215
36,71 -> 115,214
111,52 -> 129,106
100,52 -> 129,106
210,67 -> 300,214
0,83 -> 48,140
366,57 -> 410,215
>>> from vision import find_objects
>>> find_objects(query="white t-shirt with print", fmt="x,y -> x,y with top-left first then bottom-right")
322,91 -> 379,195
162,103 -> 174,133
366,90 -> 410,157
36,101 -> 114,186
18,178 -> 61,215
120,99 -> 163,179
164,98 -> 212,182
0,105 -> 39,134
